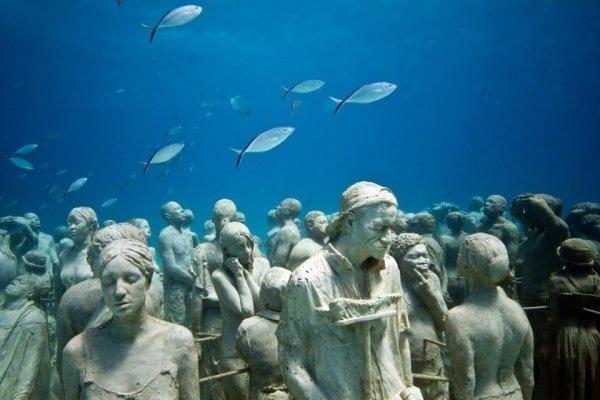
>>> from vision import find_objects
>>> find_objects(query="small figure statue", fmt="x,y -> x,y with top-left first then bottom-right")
212,222 -> 270,400
539,238 -> 600,400
58,207 -> 98,292
23,212 -> 59,273
62,239 -> 200,400
278,182 -> 423,400
203,220 -> 216,242
0,215 -> 39,268
270,198 -> 302,268
183,208 -> 200,247
477,195 -> 520,265
439,211 -> 467,307
286,210 -> 328,270
391,233 -> 448,400
0,273 -> 50,399
237,267 -> 292,400
159,201 -> 198,327
447,233 -> 534,400
408,212 -> 448,297
464,196 -> 484,234
430,201 -> 460,238
232,211 -> 247,224
266,209 -> 279,262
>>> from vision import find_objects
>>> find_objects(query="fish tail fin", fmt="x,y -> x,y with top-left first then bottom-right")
140,23 -> 153,28
235,151 -> 244,168
329,96 -> 343,104
62,189 -> 68,200
143,161 -> 151,175
229,148 -> 242,154
281,86 -> 292,100
149,25 -> 158,43
331,98 -> 345,116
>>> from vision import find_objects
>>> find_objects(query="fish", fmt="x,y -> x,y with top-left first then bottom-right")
290,100 -> 302,118
329,82 -> 397,115
13,144 -> 38,155
142,5 -> 203,43
8,157 -> 33,170
64,177 -> 88,199
56,169 -> 67,176
281,80 -> 325,99
229,96 -> 253,116
229,127 -> 295,168
143,143 -> 185,175
116,88 -> 126,94
165,125 -> 182,141
101,198 -> 117,208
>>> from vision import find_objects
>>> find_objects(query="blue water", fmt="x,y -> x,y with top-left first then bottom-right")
1,1 -> 599,242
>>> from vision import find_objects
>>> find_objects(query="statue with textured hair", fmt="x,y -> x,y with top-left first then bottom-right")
270,198 -> 302,268
58,207 -> 98,293
278,181 -> 423,400
447,233 -> 534,400
286,211 -> 328,270
237,267 -> 292,400
193,198 -> 237,400
212,222 -> 270,400
62,239 -> 200,400
159,201 -> 197,327
0,273 -> 50,400
408,212 -> 447,297
390,233 -> 448,400
439,211 -> 467,307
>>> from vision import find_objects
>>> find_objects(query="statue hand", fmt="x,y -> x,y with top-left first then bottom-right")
399,386 -> 424,400
412,269 -> 436,298
224,257 -> 245,277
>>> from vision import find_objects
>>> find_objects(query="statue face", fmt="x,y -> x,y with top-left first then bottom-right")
350,203 -> 397,261
483,200 -> 501,217
226,236 -> 254,267
310,215 -> 328,239
167,203 -> 185,224
67,213 -> 91,242
138,220 -> 151,240
101,256 -> 147,318
400,243 -> 430,279
4,275 -> 33,300
24,213 -> 41,230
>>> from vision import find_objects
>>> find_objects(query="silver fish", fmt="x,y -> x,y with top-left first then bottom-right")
143,5 -> 203,43
230,127 -> 295,168
229,96 -> 253,116
281,80 -> 325,99
13,144 -> 38,155
64,177 -> 88,199
329,81 -> 397,115
143,143 -> 185,174
101,198 -> 117,208
56,169 -> 67,176
8,157 -> 33,170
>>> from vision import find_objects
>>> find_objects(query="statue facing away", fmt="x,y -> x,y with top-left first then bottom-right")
277,181 -> 423,400
286,210 -> 328,270
269,198 -> 302,268
447,233 -> 534,400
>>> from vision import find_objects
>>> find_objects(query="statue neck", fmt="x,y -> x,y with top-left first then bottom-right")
469,283 -> 499,302
309,232 -> 326,245
109,309 -> 150,342
2,296 -> 30,310
333,235 -> 367,267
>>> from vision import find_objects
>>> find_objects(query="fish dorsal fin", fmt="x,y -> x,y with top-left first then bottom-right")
333,84 -> 363,116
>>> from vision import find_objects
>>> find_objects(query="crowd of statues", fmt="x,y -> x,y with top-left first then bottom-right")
0,183 -> 599,399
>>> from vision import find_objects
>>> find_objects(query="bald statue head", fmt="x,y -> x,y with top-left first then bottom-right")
161,201 -> 185,225
212,199 -> 237,236
276,198 -> 302,222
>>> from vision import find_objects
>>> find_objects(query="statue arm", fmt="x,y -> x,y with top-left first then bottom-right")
399,329 -> 414,387
212,269 -> 254,317
529,198 -> 569,244
447,314 -> 475,400
515,323 -> 534,400
62,336 -> 84,400
159,232 -> 194,286
174,328 -> 201,400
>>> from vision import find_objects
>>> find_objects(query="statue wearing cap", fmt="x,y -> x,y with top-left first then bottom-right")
538,238 -> 600,400
278,182 -> 423,400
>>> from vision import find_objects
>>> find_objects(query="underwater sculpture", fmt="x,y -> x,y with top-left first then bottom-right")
203,220 -> 217,242
0,215 -> 39,269
564,202 -> 600,239
464,196 -> 484,234
237,267 -> 292,400
62,239 -> 200,400
183,208 -> 200,247
286,210 -> 328,270
447,233 -> 534,400
439,211 -> 467,307
212,222 -> 270,400
539,238 -> 600,400
579,214 -> 600,269
391,233 -> 448,400
278,181 -> 423,400
477,195 -> 520,265
266,209 -> 279,261
232,211 -> 247,224
0,229 -> 17,290
0,273 -> 50,399
58,207 -> 98,292
270,198 -> 302,268
430,201 -> 460,238
407,212 -> 448,297
23,212 -> 59,272
159,201 -> 198,327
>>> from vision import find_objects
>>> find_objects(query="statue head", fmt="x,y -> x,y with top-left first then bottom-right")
458,233 -> 509,286
566,203 -> 600,237
182,209 -> 194,227
220,222 -> 255,267
431,202 -> 459,221
259,267 -> 291,312
327,181 -> 398,261
203,220 -> 216,240
276,198 -> 302,222
483,195 -> 507,218
23,212 -> 41,231
393,211 -> 408,234
4,273 -> 48,305
88,223 -> 146,276
304,211 -> 328,242
212,199 -> 237,234
390,233 -> 430,280
161,201 -> 185,225
407,212 -> 435,235
267,209 -> 277,227
98,239 -> 154,318
231,211 -> 246,224
128,218 -> 151,241
22,250 -> 48,275
446,211 -> 466,234
511,193 -> 563,229
468,196 -> 484,212
67,207 -> 98,244
557,238 -> 596,268
54,225 -> 69,242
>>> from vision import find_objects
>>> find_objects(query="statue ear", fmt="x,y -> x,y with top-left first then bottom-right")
489,254 -> 510,283
344,212 -> 355,233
